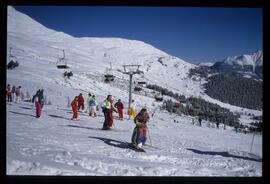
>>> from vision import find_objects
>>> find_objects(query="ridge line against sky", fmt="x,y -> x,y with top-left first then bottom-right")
11,6 -> 262,64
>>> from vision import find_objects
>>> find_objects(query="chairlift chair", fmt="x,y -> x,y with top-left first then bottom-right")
104,74 -> 115,82
104,66 -> 115,82
64,69 -> 73,78
155,93 -> 163,101
56,50 -> 69,69
7,47 -> 19,69
134,86 -> 142,91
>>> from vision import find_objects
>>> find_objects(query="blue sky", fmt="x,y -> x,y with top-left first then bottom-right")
13,6 -> 262,64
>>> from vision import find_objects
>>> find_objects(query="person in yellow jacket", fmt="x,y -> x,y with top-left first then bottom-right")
102,95 -> 112,130
128,99 -> 137,120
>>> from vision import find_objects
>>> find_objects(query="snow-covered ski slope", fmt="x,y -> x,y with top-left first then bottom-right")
7,102 -> 262,176
7,6 -> 262,115
6,6 -> 262,176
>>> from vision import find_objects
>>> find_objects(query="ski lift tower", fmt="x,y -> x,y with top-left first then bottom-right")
122,64 -> 143,109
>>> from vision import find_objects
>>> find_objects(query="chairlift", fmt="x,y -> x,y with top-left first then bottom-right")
155,93 -> 163,101
155,96 -> 163,101
134,86 -> 142,91
7,47 -> 19,69
138,81 -> 146,85
104,74 -> 115,82
56,50 -> 69,69
64,69 -> 73,78
104,63 -> 115,82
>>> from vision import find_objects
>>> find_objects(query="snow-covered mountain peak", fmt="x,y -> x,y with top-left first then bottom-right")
7,6 -> 199,100
210,50 -> 263,78
198,62 -> 214,67
8,6 -> 55,36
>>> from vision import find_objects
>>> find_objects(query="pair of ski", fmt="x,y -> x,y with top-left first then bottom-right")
127,143 -> 160,153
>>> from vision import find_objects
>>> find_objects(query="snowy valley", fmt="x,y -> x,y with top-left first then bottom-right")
6,6 -> 262,176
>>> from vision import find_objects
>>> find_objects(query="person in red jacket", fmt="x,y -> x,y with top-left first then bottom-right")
114,99 -> 124,120
6,84 -> 12,102
71,96 -> 79,121
78,93 -> 84,112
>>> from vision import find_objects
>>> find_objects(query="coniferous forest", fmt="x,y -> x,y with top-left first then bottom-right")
204,74 -> 262,110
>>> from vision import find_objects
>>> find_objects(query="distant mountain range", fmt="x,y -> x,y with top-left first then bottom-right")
199,50 -> 263,79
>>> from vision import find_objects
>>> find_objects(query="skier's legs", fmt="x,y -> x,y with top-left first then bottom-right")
131,127 -> 139,145
93,106 -> 97,117
74,109 -> 78,119
7,95 -> 11,102
137,136 -> 147,145
72,107 -> 77,119
103,111 -> 109,128
109,111 -> 113,127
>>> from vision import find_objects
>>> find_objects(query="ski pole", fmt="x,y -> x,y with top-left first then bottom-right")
147,127 -> 152,146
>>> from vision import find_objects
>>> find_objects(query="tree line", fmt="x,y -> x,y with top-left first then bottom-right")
146,83 -> 240,127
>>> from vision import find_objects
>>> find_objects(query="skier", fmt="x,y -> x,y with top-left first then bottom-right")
114,99 -> 124,120
89,95 -> 98,117
102,95 -> 113,130
38,89 -> 44,108
6,84 -> 12,102
11,85 -> 16,102
108,98 -> 117,128
36,89 -> 45,117
128,99 -> 137,120
216,121 -> 219,129
71,96 -> 79,121
131,108 -> 150,148
198,117 -> 202,127
15,86 -> 22,103
87,93 -> 92,115
32,89 -> 40,103
35,95 -> 42,118
78,93 -> 85,112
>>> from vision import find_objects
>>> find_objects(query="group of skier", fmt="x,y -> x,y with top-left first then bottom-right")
70,93 -> 149,149
6,84 -> 45,119
6,84 -> 22,103
7,84 -> 150,150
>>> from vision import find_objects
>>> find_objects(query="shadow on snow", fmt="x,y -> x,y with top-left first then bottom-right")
186,148 -> 262,162
9,111 -> 36,118
88,136 -> 130,150
58,124 -> 102,131
19,106 -> 32,110
48,114 -> 72,120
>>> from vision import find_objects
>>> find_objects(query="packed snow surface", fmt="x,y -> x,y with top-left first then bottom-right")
7,102 -> 262,176
6,6 -> 262,176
